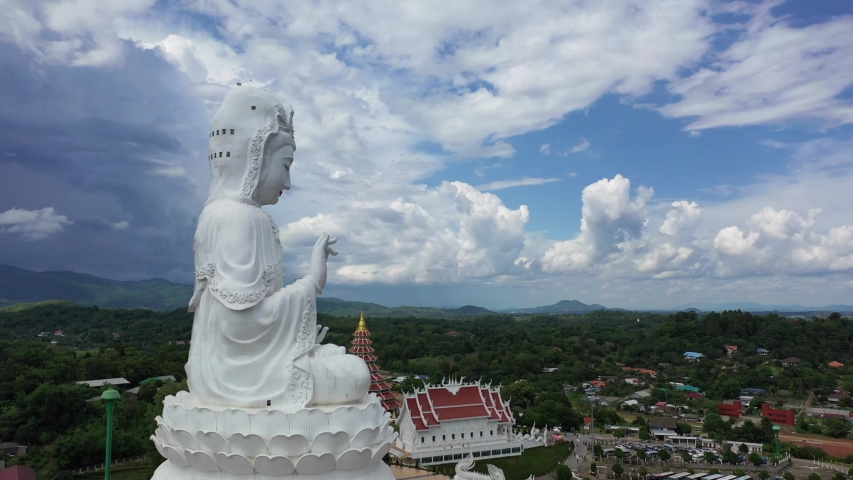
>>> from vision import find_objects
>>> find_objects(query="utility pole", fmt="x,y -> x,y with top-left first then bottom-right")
101,388 -> 121,480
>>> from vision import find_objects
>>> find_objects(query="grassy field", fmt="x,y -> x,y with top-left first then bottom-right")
471,441 -> 575,480
73,464 -> 149,479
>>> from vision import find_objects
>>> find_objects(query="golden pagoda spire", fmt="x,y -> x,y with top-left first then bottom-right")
357,307 -> 368,332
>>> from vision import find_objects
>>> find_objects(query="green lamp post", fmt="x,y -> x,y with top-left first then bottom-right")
772,425 -> 782,457
101,388 -> 122,480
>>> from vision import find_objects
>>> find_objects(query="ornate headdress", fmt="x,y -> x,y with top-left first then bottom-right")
275,104 -> 295,139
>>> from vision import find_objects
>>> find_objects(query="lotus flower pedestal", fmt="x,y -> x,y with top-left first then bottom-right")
151,391 -> 396,479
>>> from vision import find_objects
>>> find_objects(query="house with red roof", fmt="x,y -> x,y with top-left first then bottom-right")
828,361 -> 845,368
395,379 -> 522,465
725,345 -> 738,356
0,466 -> 37,480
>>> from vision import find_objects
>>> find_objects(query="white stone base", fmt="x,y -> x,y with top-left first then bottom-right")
151,459 -> 396,480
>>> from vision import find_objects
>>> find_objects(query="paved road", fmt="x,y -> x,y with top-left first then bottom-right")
536,433 -> 593,480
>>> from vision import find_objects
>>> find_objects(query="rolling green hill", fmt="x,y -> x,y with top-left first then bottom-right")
0,264 -> 497,317
0,264 -> 193,310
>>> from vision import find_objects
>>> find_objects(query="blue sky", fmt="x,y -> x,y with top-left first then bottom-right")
1,0 -> 852,310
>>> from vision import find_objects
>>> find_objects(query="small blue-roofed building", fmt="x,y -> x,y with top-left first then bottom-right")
756,348 -> 769,356
684,352 -> 704,362
676,385 -> 701,393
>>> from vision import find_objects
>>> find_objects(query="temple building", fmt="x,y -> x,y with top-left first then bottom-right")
350,310 -> 402,411
394,379 -> 523,466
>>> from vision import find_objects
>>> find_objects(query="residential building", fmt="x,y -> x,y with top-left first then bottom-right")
725,345 -> 738,356
781,357 -> 800,366
805,407 -> 852,420
395,379 -> 522,465
75,377 -> 130,388
648,417 -> 677,432
829,361 -> 845,368
742,388 -> 766,396
53,330 -> 64,336
684,352 -> 704,362
0,466 -> 36,480
828,392 -> 849,404
727,442 -> 763,453
676,385 -> 701,393
648,416 -> 679,441
686,393 -> 705,401
756,348 -> 769,356
624,378 -> 641,385
718,400 -> 743,418
761,403 -> 795,425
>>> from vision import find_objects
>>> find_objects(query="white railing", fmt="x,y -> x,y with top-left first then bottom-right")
68,455 -> 146,474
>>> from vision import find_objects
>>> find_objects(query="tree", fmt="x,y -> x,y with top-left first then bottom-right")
848,467 -> 853,478
825,418 -> 852,438
636,450 -> 647,463
612,464 -> 624,478
758,471 -> 770,480
739,443 -> 749,454
733,469 -> 745,477
783,472 -> 795,480
659,450 -> 671,464
638,466 -> 647,479
613,428 -> 626,438
639,428 -> 650,441
594,445 -> 603,457
831,473 -> 845,480
557,465 -> 572,480
723,450 -> 739,465
748,452 -> 764,466
590,462 -> 598,474
704,452 -> 717,463
709,468 -> 720,475
808,473 -> 821,480
681,451 -> 691,463
615,449 -> 625,462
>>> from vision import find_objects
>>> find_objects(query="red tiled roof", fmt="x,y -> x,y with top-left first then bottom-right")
584,417 -> 594,425
0,466 -> 37,480
686,393 -> 705,399
435,405 -> 490,420
829,361 -> 845,368
429,385 -> 483,407
403,383 -> 515,429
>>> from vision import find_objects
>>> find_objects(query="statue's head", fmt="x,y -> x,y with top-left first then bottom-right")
206,85 -> 296,206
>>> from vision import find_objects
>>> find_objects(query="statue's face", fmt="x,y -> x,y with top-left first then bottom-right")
257,140 -> 294,206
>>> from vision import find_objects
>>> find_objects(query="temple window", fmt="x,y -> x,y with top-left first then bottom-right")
442,435 -> 445,441
266,400 -> 271,406
216,130 -> 220,135
251,106 -> 256,110
452,434 -> 455,440
432,436 -> 435,442
226,152 -> 230,157
219,152 -> 222,158
231,129 -> 235,134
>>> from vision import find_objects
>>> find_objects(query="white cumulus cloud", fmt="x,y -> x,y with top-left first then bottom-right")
0,207 -> 73,240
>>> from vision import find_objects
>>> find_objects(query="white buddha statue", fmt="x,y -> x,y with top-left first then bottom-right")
186,85 -> 369,409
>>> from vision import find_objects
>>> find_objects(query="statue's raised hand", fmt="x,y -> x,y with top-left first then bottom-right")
306,233 -> 337,293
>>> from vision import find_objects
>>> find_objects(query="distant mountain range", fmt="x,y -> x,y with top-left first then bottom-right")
3,263 -> 848,316
498,299 -> 607,314
0,263 -> 193,311
0,264 -> 498,317
673,301 -> 853,313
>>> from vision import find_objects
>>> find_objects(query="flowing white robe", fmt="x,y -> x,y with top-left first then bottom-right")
186,200 -> 317,409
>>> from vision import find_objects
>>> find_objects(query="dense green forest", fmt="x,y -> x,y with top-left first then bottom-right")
1,303 -> 851,477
